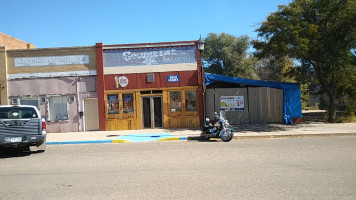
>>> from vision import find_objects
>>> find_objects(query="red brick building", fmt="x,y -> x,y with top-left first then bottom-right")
0,32 -> 35,50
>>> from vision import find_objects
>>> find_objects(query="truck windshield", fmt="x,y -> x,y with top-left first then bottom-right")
0,107 -> 38,119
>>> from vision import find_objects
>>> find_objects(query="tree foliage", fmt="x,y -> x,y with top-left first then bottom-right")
255,55 -> 295,82
252,0 -> 356,121
202,33 -> 258,79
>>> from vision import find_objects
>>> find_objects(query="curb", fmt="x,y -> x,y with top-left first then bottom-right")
158,137 -> 187,141
187,133 -> 356,140
47,140 -> 113,145
234,133 -> 356,139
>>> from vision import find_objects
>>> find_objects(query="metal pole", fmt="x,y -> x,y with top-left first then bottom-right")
200,50 -> 205,124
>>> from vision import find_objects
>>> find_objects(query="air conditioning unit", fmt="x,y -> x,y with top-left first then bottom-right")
68,96 -> 75,102
11,98 -> 18,105
147,74 -> 154,83
40,97 -> 46,103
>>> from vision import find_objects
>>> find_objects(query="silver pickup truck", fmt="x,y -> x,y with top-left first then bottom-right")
0,105 -> 46,152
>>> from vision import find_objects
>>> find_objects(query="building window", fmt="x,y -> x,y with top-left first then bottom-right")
185,90 -> 197,111
48,96 -> 68,121
20,99 -> 39,109
170,91 -> 182,111
123,93 -> 134,113
107,94 -> 119,114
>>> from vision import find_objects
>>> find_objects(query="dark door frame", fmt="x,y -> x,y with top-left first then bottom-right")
141,96 -> 163,128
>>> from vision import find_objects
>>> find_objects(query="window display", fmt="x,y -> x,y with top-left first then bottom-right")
170,91 -> 182,111
107,94 -> 119,114
185,90 -> 197,111
123,93 -> 134,113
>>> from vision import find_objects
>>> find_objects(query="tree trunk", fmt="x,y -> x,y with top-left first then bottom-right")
328,90 -> 336,122
327,74 -> 337,122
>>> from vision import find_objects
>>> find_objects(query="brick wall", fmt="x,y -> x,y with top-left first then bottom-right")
0,32 -> 35,50
0,46 -> 6,103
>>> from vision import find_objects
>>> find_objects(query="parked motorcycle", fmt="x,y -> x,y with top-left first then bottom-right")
201,112 -> 234,142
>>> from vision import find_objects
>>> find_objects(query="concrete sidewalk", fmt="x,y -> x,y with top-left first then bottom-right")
46,122 -> 356,145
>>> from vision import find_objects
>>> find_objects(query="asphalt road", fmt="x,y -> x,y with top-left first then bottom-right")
1,136 -> 355,200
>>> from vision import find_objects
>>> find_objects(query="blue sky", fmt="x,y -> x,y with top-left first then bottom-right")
1,0 -> 290,48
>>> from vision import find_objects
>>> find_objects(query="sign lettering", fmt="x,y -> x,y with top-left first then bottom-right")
220,96 -> 245,111
167,75 -> 179,83
104,46 -> 196,67
14,55 -> 89,67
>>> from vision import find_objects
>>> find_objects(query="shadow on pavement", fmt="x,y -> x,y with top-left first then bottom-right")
187,136 -> 220,142
106,135 -> 121,137
0,147 -> 32,158
232,111 -> 329,133
232,124 -> 292,133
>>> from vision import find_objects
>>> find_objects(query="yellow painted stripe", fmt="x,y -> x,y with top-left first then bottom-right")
112,139 -> 131,143
157,137 -> 180,141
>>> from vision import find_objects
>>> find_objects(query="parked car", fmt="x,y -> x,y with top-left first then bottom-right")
0,105 -> 46,152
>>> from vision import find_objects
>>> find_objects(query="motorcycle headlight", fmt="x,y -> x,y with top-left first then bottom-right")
205,118 -> 210,124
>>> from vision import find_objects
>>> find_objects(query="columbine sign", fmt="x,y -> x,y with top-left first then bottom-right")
104,46 -> 196,67
14,55 -> 89,67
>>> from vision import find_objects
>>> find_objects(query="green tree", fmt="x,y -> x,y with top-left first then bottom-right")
335,56 -> 356,116
255,55 -> 295,82
202,33 -> 258,79
252,0 -> 356,122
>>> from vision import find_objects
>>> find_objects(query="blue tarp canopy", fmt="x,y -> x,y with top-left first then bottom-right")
205,73 -> 302,124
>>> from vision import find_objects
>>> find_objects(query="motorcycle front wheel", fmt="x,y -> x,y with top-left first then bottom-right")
220,128 -> 234,142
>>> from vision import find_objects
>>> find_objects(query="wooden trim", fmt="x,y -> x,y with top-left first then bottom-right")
103,41 -> 197,50
105,86 -> 198,94
103,86 -> 200,130
196,46 -> 204,126
95,43 -> 106,131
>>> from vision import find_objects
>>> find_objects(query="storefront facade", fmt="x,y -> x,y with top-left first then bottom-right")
95,41 -> 204,131
0,46 -> 98,133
